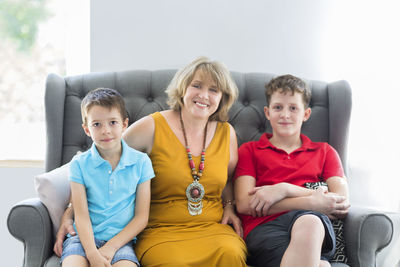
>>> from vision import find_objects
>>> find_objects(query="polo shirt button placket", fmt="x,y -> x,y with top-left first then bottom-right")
109,170 -> 113,195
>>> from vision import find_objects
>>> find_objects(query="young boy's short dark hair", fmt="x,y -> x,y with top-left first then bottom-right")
81,88 -> 127,125
265,74 -> 311,108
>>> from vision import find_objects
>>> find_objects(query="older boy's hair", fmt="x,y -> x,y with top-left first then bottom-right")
81,88 -> 127,125
265,74 -> 311,108
165,56 -> 238,122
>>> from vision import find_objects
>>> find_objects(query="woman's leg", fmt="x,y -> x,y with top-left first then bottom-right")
280,214 -> 326,267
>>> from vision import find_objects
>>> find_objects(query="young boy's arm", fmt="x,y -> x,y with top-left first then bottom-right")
70,182 -> 111,267
98,179 -> 151,262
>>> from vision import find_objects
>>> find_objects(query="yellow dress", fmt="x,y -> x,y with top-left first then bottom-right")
135,112 -> 247,267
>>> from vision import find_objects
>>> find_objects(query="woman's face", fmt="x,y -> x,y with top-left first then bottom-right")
182,70 -> 222,120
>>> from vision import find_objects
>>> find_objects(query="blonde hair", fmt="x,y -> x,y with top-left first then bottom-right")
166,56 -> 238,121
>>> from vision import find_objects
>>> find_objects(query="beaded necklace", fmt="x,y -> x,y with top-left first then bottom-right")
179,110 -> 208,216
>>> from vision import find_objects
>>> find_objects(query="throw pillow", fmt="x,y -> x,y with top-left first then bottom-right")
34,163 -> 70,236
304,181 -> 348,264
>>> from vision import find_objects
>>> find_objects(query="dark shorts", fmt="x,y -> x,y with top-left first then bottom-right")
61,235 -> 140,266
246,210 -> 336,267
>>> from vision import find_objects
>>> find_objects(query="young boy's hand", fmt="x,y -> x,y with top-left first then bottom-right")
98,243 -> 118,263
248,184 -> 287,217
86,249 -> 112,267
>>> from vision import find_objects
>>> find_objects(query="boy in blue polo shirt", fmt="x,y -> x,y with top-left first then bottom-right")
61,88 -> 154,267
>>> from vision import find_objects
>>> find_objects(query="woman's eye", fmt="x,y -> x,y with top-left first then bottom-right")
192,84 -> 200,88
209,88 -> 218,93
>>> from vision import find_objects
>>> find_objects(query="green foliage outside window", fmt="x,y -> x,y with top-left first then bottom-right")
0,0 -> 51,51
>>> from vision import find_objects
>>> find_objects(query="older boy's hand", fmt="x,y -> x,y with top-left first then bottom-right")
311,187 -> 350,219
248,184 -> 287,217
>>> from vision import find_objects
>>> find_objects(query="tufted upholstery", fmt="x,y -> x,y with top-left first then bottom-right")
8,69 -> 399,267
46,70 -> 350,173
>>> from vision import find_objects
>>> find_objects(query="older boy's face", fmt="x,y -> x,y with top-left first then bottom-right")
82,105 -> 128,154
264,90 -> 311,139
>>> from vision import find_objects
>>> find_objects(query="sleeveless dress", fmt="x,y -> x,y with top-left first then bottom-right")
134,112 -> 247,267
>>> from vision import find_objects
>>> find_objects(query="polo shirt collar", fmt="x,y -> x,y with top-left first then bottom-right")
257,133 -> 318,152
89,139 -> 139,168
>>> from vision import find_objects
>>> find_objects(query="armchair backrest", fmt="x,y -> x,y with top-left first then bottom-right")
45,70 -> 351,173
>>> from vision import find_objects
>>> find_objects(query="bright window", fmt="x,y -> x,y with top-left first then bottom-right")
0,0 -> 89,162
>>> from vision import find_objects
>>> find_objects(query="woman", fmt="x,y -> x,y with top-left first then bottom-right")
55,57 -> 248,266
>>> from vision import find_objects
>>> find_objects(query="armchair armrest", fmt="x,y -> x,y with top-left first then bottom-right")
344,205 -> 399,267
7,198 -> 54,267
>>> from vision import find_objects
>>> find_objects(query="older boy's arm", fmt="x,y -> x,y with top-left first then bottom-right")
99,179 -> 151,261
235,176 -> 314,217
265,185 -> 348,218
71,182 -> 110,266
235,178 -> 348,217
326,176 -> 350,218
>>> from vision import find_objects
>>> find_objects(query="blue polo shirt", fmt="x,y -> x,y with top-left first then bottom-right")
69,140 -> 154,241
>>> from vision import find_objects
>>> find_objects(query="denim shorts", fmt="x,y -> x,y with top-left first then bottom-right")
246,210 -> 336,267
61,235 -> 140,266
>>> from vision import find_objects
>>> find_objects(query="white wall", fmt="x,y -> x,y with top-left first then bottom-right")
90,0 -> 400,211
90,0 -> 330,77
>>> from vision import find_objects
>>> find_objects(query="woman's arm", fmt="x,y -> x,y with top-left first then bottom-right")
123,115 -> 155,154
221,124 -> 243,237
98,180 -> 151,261
53,196 -> 75,257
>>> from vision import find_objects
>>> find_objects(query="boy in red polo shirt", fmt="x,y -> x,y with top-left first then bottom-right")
234,74 -> 350,267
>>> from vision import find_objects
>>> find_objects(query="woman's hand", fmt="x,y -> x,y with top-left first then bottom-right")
221,204 -> 243,238
53,218 -> 76,257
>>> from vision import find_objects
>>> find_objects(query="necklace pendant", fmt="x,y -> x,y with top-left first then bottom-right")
186,180 -> 205,216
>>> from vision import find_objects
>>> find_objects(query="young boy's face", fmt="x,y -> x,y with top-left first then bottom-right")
82,105 -> 128,153
264,90 -> 311,139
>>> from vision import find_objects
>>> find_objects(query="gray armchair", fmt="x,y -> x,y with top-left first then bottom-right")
8,70 -> 400,267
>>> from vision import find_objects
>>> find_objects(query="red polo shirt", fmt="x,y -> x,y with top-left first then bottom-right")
234,133 -> 344,239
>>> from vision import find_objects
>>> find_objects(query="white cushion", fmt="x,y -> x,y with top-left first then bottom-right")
34,163 -> 70,236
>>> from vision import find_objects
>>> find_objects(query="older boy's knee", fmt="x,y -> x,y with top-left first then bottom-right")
291,214 -> 325,241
